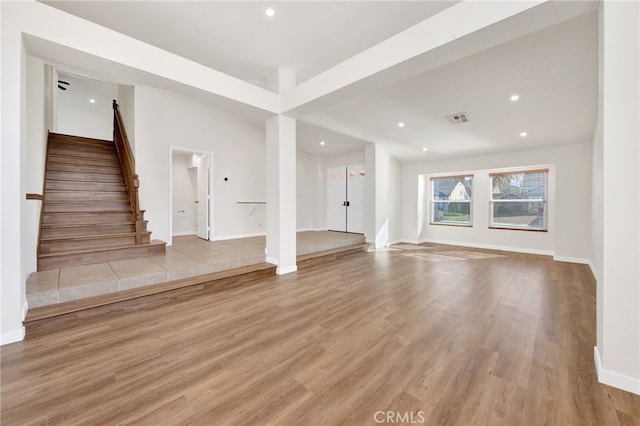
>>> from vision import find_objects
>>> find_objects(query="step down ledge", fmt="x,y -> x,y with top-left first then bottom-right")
24,263 -> 277,336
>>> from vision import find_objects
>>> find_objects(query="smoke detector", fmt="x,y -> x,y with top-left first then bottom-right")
446,112 -> 470,124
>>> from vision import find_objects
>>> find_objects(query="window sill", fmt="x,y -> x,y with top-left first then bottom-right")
489,226 -> 547,232
430,222 -> 473,228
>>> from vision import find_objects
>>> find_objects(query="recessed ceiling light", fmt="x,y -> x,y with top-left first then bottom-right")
319,141 -> 325,146
510,94 -> 520,101
265,8 -> 275,17
520,131 -> 528,137
398,122 -> 405,128
89,99 -> 96,103
422,147 -> 428,152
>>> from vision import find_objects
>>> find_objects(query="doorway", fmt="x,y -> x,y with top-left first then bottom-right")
326,164 -> 365,233
170,149 -> 213,241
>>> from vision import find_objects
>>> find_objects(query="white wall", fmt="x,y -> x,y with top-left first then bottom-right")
1,4 -> 27,343
296,149 -> 315,231
171,154 -> 197,236
24,55 -> 46,279
594,0 -> 640,395
134,86 -> 266,244
117,85 -> 135,147
374,145 -> 401,247
401,143 -> 592,260
324,151 -> 365,168
57,105 -> 113,140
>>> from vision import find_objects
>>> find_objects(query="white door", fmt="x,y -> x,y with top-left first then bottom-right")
326,164 -> 365,233
196,155 -> 210,240
327,166 -> 347,232
346,164 -> 365,234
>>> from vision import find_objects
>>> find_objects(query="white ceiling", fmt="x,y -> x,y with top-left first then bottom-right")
43,1 -> 458,87
303,10 -> 599,161
40,1 -> 599,162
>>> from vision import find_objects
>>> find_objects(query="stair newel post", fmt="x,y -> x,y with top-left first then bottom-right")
133,173 -> 143,244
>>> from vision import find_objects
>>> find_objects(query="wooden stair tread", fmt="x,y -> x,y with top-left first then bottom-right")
38,129 -> 164,271
44,172 -> 125,183
40,231 -> 151,242
48,146 -> 117,155
41,221 -> 139,228
46,164 -> 123,173
44,191 -> 129,201
25,263 -> 276,323
38,239 -> 165,258
43,203 -> 131,210
48,133 -> 113,144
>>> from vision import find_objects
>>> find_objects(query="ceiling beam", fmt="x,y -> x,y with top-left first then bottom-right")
12,1 -> 280,115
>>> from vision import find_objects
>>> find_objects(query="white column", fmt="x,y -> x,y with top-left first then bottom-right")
595,0 -> 640,395
1,9 -> 27,344
266,114 -> 297,275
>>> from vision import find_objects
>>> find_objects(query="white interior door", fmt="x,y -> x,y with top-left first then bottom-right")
196,155 -> 210,240
327,166 -> 347,232
346,164 -> 365,234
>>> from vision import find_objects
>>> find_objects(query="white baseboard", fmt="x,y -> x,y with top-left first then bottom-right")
210,231 -> 266,241
553,256 -> 598,280
588,261 -> 598,280
296,227 -> 328,232
594,346 -> 640,395
553,255 -> 590,264
266,256 -> 278,265
398,239 -> 421,245
277,265 -> 297,275
2,301 -> 29,345
418,238 -> 554,256
1,327 -> 25,345
172,230 -> 197,237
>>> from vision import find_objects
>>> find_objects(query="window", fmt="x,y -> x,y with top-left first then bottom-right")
490,169 -> 548,231
431,175 -> 473,226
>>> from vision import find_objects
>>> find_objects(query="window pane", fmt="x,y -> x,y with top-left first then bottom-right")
433,202 -> 471,223
492,172 -> 546,200
492,201 -> 545,229
432,177 -> 472,201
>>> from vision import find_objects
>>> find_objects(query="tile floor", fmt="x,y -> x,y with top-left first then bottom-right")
27,231 -> 365,308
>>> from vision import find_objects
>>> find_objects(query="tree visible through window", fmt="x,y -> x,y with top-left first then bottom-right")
490,170 -> 548,231
431,175 -> 473,225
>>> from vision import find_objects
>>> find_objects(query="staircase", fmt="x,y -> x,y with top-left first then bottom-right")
38,131 -> 165,270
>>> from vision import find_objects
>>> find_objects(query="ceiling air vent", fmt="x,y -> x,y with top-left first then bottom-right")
446,112 -> 470,124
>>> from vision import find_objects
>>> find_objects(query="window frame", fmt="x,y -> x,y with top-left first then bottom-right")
430,174 -> 474,227
489,169 -> 548,232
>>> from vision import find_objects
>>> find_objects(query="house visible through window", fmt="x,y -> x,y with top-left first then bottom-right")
431,175 -> 473,226
490,169 -> 548,231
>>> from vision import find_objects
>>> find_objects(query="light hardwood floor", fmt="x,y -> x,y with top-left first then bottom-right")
2,244 -> 639,425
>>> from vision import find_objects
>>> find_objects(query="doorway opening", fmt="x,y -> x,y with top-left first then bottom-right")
170,148 -> 213,242
326,164 -> 365,234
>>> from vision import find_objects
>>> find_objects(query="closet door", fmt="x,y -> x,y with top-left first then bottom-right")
327,166 -> 347,232
346,164 -> 365,234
